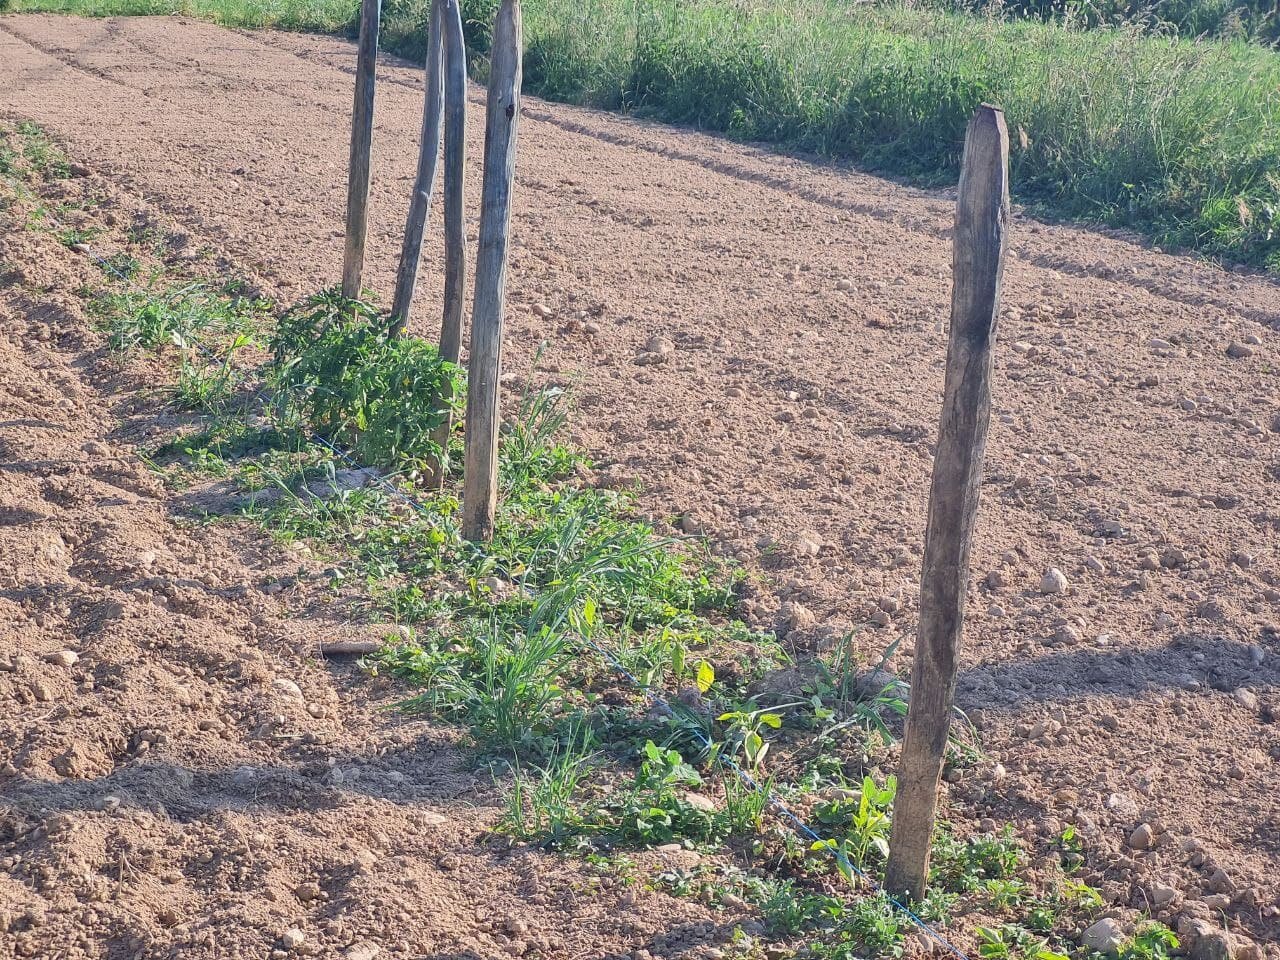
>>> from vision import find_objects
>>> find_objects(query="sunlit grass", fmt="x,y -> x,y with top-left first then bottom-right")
10,0 -> 1279,270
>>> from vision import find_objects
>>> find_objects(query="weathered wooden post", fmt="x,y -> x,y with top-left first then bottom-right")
342,0 -> 382,300
884,104 -> 1010,903
427,0 -> 469,487
461,0 -> 521,541
389,0 -> 445,332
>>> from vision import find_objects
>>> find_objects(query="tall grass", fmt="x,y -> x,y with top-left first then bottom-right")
11,0 -> 1280,270
515,0 -> 1280,270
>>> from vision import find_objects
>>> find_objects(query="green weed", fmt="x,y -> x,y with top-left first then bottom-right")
94,280 -> 267,352
810,774 -> 897,875
269,288 -> 462,474
16,121 -> 70,179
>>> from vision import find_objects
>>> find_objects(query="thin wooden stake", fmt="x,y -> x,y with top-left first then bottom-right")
427,0 -> 469,488
884,103 -> 1010,903
389,0 -> 446,333
461,0 -> 521,542
342,0 -> 382,300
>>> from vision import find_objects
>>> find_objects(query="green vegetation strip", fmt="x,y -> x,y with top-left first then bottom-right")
2,118 -> 1185,960
8,0 -> 1280,271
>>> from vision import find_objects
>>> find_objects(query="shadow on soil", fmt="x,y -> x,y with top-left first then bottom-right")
958,631 -> 1278,711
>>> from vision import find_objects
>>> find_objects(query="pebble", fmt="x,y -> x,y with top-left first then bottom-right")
835,278 -> 854,292
1225,342 -> 1254,359
531,303 -> 553,318
644,335 -> 675,356
1081,917 -> 1126,954
1151,883 -> 1179,909
43,650 -> 79,668
273,677 -> 304,699
1039,568 -> 1069,594
1207,868 -> 1235,894
1129,822 -> 1155,850
1233,688 -> 1259,710
281,928 -> 306,950
1055,625 -> 1082,646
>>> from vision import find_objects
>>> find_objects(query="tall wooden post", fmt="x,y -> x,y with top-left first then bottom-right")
427,0 -> 469,487
883,104 -> 1010,903
390,0 -> 446,332
342,0 -> 382,300
461,0 -> 521,541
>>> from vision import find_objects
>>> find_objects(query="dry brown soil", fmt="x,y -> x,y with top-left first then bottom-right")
1,12 -> 1279,960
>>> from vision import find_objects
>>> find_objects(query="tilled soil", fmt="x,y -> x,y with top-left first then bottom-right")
1,12 -> 1279,959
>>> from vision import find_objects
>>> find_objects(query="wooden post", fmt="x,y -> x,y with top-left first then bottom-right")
883,104 -> 1010,903
342,0 -> 382,300
389,0 -> 446,332
427,0 -> 469,487
461,0 -> 521,541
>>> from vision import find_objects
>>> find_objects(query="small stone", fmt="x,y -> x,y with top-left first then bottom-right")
1225,342 -> 1254,359
835,278 -> 854,292
1233,688 -> 1258,710
295,882 -> 323,903
1207,868 -> 1234,894
793,531 -> 822,557
1151,883 -> 1179,909
1055,625 -> 1082,646
531,303 -> 553,318
1129,822 -> 1155,850
344,945 -> 381,960
643,335 -> 675,356
273,677 -> 303,699
1189,929 -> 1234,960
1201,894 -> 1231,911
1039,568 -> 1069,594
778,601 -> 817,636
281,928 -> 306,950
43,650 -> 79,668
1081,917 -> 1126,954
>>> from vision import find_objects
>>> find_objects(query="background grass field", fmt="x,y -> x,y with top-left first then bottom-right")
8,0 -> 1279,273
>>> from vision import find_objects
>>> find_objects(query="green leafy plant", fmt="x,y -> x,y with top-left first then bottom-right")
1118,923 -> 1179,960
269,288 -> 462,474
930,827 -> 1022,893
811,774 -> 896,874
715,700 -> 793,770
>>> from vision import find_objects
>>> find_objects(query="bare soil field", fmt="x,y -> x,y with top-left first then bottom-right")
1,13 -> 1279,960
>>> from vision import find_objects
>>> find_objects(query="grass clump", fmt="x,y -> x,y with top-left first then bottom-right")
93,279 -> 268,351
13,0 -> 1280,267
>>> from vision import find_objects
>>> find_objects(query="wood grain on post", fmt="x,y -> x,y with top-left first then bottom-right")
426,0 -> 469,487
389,0 -> 445,333
884,104 -> 1010,903
461,0 -> 521,542
342,0 -> 382,300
